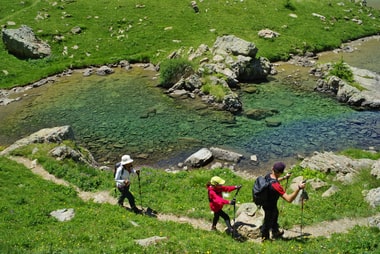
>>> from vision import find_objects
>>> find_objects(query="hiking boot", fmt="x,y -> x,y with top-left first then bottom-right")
211,226 -> 217,231
132,207 -> 143,214
272,229 -> 284,239
226,228 -> 234,235
260,232 -> 270,241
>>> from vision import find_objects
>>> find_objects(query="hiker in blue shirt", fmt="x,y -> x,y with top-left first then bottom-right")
115,155 -> 142,214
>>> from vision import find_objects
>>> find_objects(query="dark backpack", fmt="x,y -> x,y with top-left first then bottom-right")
252,175 -> 276,206
113,162 -> 122,178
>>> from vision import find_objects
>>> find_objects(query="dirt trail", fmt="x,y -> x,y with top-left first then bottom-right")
10,156 -> 376,238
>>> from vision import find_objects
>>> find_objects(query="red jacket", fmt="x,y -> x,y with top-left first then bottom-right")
207,185 -> 237,212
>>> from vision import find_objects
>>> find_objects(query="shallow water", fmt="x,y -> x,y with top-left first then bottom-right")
1,36 -> 379,173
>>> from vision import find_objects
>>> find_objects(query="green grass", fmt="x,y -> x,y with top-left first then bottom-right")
340,148 -> 380,160
1,142 -> 380,253
1,0 -> 380,88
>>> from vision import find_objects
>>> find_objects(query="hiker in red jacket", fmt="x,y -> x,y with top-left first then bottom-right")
207,176 -> 241,234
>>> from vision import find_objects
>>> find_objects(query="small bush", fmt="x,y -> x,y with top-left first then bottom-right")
329,59 -> 354,83
201,83 -> 229,102
159,58 -> 194,88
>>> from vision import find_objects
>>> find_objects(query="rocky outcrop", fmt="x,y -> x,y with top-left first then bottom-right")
0,126 -> 74,156
2,25 -> 51,59
299,150 -> 380,208
314,65 -> 380,109
209,35 -> 272,82
0,125 -> 99,167
50,145 -> 98,167
299,151 -> 375,183
166,35 -> 273,113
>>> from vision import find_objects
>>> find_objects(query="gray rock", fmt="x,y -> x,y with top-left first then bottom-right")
234,203 -> 263,240
212,35 -> 258,58
209,147 -> 243,163
258,29 -> 280,39
134,236 -> 168,247
50,208 -> 75,222
2,25 -> 51,59
368,215 -> 380,229
322,185 -> 340,197
96,66 -> 114,76
371,160 -> 380,179
300,151 -> 375,175
0,126 -> 74,156
365,187 -> 380,208
184,148 -> 213,168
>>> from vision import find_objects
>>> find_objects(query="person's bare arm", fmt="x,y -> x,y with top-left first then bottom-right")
282,181 -> 306,203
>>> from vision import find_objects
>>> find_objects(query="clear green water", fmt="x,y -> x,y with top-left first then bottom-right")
1,37 -> 379,172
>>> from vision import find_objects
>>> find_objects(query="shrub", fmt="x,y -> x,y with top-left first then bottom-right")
201,83 -> 229,102
159,58 -> 194,88
329,59 -> 354,83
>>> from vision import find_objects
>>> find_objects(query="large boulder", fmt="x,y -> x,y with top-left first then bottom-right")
209,147 -> 243,163
2,25 -> 51,59
212,35 -> 258,58
234,203 -> 264,240
211,35 -> 272,82
184,148 -> 213,168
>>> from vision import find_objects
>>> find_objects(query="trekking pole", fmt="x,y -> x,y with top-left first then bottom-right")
300,189 -> 304,238
232,187 -> 241,238
299,180 -> 308,239
137,173 -> 144,211
281,176 -> 290,213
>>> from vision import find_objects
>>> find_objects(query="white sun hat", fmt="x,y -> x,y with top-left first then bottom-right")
121,155 -> 134,165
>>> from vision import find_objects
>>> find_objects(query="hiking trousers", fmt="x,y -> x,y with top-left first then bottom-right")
212,209 -> 233,233
117,185 -> 136,209
261,204 -> 280,238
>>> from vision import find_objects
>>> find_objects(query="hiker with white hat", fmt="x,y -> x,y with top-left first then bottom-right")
206,176 -> 241,235
115,154 -> 142,214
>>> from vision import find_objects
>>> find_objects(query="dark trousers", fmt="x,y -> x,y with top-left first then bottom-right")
261,205 -> 280,237
212,209 -> 232,230
117,185 -> 136,208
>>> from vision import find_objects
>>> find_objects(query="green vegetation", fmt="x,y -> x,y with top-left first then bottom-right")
328,59 -> 367,90
340,148 -> 380,160
201,83 -> 231,102
1,143 -> 379,253
329,59 -> 355,83
1,0 -> 380,88
159,58 -> 194,88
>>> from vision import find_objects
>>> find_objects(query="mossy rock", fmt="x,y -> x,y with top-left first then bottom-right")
265,117 -> 282,127
245,108 -> 278,120
242,86 -> 259,94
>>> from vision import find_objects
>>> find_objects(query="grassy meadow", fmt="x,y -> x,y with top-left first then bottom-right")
1,0 -> 380,88
0,143 -> 379,253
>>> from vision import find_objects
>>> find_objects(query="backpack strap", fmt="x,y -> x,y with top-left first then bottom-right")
207,189 -> 212,202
